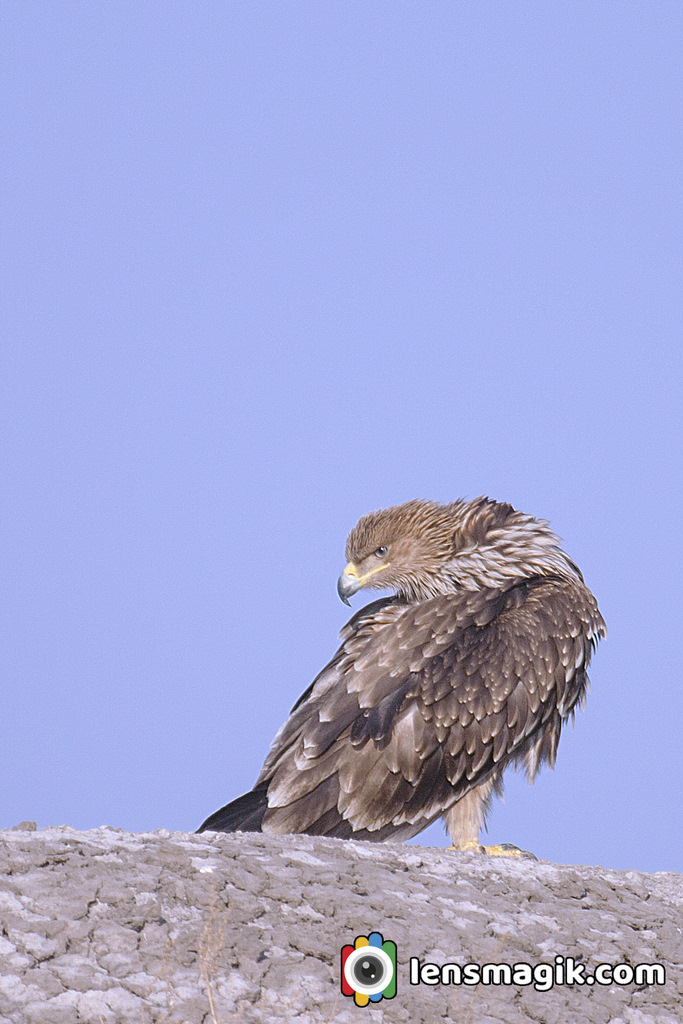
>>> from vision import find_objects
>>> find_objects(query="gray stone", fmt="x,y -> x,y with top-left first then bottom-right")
0,826 -> 680,1023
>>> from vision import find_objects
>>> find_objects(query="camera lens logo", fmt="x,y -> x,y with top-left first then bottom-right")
341,931 -> 397,1005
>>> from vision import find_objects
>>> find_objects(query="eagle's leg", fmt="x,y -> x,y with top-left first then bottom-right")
442,778 -> 537,860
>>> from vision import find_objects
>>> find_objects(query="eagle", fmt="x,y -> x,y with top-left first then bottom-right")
198,498 -> 605,855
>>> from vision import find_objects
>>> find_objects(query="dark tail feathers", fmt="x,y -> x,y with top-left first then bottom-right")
196,782 -> 268,834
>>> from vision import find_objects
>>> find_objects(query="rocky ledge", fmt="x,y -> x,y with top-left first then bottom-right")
0,825 -> 680,1023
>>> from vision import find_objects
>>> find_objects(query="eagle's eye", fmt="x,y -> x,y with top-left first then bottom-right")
374,546 -> 388,558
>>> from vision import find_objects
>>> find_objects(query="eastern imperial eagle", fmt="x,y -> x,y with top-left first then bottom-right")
198,498 -> 605,854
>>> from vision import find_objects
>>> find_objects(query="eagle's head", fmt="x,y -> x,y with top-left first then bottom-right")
338,497 -> 582,603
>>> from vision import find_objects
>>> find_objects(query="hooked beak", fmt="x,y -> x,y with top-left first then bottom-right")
337,562 -> 388,605
337,563 -> 361,605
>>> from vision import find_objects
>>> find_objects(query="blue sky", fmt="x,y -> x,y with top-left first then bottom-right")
2,3 -> 681,874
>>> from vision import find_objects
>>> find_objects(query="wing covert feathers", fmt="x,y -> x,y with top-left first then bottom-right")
242,576 -> 606,838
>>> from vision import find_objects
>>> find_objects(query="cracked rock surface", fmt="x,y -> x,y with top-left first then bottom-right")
0,824 -> 680,1023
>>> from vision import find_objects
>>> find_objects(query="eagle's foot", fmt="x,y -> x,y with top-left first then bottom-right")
451,840 -> 537,860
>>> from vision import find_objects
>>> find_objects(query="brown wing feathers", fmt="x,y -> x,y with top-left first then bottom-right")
197,499 -> 605,839
254,579 -> 599,835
